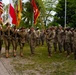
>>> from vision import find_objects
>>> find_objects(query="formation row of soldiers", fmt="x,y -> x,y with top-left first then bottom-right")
0,23 -> 27,58
45,26 -> 76,59
28,26 -> 76,59
0,23 -> 76,59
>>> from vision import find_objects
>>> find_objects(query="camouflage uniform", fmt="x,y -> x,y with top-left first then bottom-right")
53,27 -> 58,52
0,25 -> 3,54
73,29 -> 76,59
40,29 -> 45,45
36,29 -> 41,46
46,28 -> 54,57
18,28 -> 26,57
70,28 -> 74,53
65,28 -> 72,56
11,27 -> 19,57
57,27 -> 64,53
3,24 -> 13,58
29,28 -> 37,54
63,28 -> 66,52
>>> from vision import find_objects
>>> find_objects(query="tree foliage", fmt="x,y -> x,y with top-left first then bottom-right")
21,0 -> 46,28
54,0 -> 76,27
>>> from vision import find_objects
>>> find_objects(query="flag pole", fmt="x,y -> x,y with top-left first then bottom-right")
65,0 -> 67,28
30,0 -> 34,27
32,9 -> 34,27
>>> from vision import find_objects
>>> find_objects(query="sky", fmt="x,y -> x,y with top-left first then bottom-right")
2,0 -> 29,5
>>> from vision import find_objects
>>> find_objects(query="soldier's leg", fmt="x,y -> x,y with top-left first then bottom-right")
20,43 -> 24,57
36,38 -> 40,46
63,41 -> 66,52
53,42 -> 57,52
5,45 -> 9,58
30,43 -> 35,54
41,38 -> 44,45
14,41 -> 17,56
4,40 -> 9,58
47,43 -> 52,57
30,46 -> 34,54
12,40 -> 17,57
0,43 -> 1,54
74,47 -> 76,59
66,42 -> 70,57
42,39 -> 44,45
38,37 -> 41,45
0,40 -> 3,54
7,40 -> 11,57
58,42 -> 62,53
70,42 -> 73,53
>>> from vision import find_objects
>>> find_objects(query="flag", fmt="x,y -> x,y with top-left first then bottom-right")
9,0 -> 17,25
16,0 -> 22,26
0,0 -> 3,14
31,0 -> 40,25
0,0 -> 3,23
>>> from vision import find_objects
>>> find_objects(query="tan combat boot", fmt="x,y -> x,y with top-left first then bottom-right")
5,50 -> 9,58
13,50 -> 16,57
20,52 -> 23,57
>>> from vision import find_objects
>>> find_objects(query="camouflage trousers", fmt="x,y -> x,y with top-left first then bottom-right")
0,39 -> 3,54
18,39 -> 25,57
53,41 -> 57,52
30,40 -> 36,54
47,41 -> 53,56
73,42 -> 76,59
65,42 -> 71,55
12,38 -> 18,57
4,38 -> 11,58
58,41 -> 63,53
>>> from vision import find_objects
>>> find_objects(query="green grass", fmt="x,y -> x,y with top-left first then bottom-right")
11,43 -> 76,75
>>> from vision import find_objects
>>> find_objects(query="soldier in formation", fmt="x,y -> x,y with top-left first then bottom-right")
0,22 -> 76,59
28,27 -> 37,54
11,26 -> 19,57
3,23 -> 13,58
46,27 -> 54,57
18,27 -> 27,57
0,25 -> 3,54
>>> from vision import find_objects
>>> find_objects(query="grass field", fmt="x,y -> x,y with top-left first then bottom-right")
11,43 -> 76,75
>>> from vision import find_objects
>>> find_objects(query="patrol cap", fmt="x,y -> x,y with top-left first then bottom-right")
5,22 -> 10,26
65,26 -> 70,31
30,27 -> 34,31
36,27 -> 39,30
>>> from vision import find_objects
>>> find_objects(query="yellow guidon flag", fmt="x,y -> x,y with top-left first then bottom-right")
16,0 -> 22,26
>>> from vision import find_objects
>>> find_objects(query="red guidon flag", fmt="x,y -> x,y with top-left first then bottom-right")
0,0 -> 3,23
0,0 -> 3,14
9,0 -> 17,25
31,0 -> 40,25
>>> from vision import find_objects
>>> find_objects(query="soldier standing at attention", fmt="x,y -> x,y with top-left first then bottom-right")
53,26 -> 58,52
35,27 -> 41,46
3,23 -> 13,58
40,29 -> 45,45
0,25 -> 3,54
57,26 -> 64,53
70,28 -> 74,53
73,29 -> 76,59
46,27 -> 54,57
65,27 -> 72,57
29,27 -> 37,54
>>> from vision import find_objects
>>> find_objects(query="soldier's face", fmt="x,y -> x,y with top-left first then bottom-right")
8,25 -> 11,29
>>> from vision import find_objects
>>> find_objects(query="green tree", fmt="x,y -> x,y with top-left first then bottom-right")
42,0 -> 57,27
54,0 -> 76,27
21,0 -> 46,28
